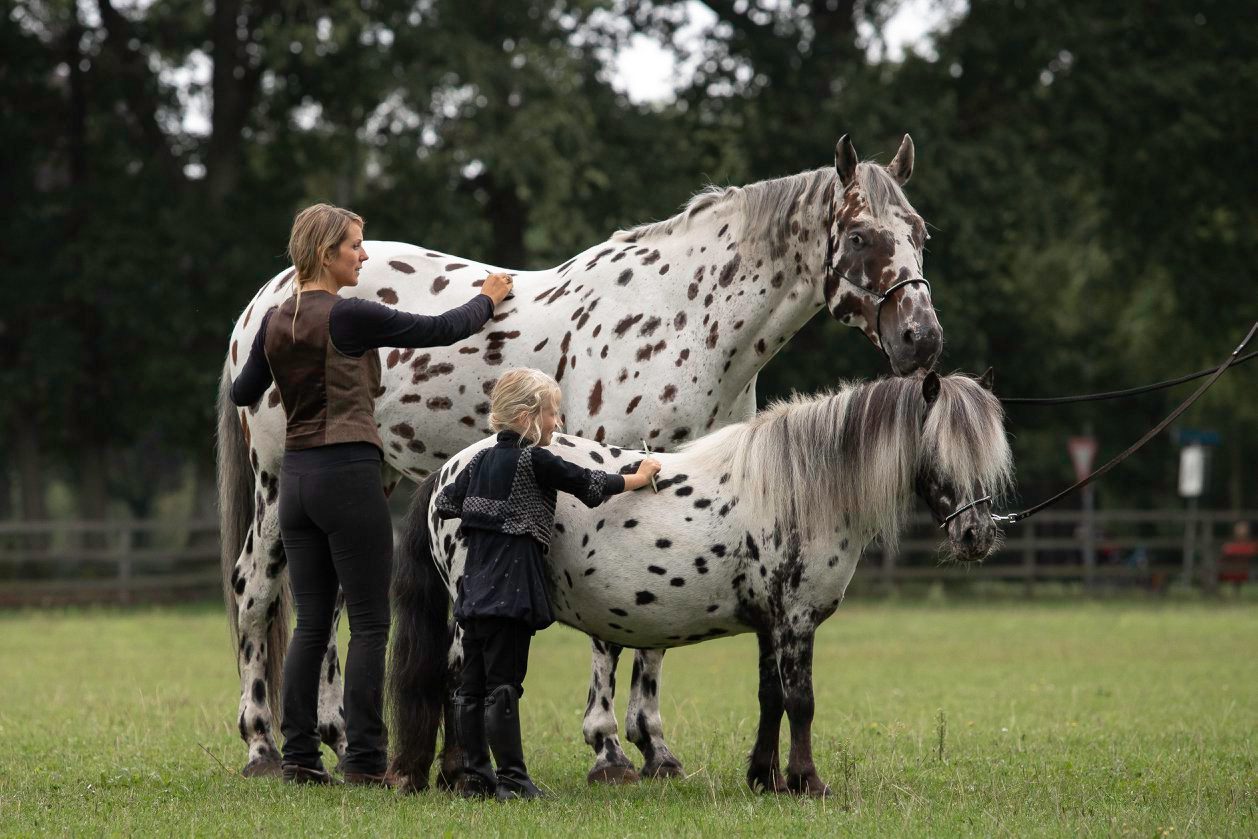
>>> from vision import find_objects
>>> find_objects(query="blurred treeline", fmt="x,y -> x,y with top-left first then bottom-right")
2,0 -> 1255,525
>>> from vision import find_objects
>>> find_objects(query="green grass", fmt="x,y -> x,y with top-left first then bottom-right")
1,601 -> 1254,837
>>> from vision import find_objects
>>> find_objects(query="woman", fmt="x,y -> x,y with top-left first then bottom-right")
230,203 -> 512,786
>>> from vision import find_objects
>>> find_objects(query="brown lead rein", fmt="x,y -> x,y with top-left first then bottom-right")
984,319 -> 1258,527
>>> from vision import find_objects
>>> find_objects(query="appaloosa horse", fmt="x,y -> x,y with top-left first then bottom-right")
218,135 -> 942,777
389,372 -> 1011,795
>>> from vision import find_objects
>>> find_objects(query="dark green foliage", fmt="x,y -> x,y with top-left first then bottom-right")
2,0 -> 1254,513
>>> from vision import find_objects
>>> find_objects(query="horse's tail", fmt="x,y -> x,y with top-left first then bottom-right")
388,472 -> 450,789
217,359 -> 290,721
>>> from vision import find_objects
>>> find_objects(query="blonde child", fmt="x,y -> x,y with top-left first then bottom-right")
435,368 -> 660,800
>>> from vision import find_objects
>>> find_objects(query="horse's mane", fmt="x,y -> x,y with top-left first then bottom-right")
674,375 -> 1014,552
612,162 -> 912,246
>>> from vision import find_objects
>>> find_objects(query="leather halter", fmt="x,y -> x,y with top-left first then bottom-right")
823,224 -> 931,360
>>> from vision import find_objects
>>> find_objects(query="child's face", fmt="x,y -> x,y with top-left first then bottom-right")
537,399 -> 559,446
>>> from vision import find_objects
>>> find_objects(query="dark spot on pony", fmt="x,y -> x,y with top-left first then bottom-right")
635,591 -> 657,605
388,261 -> 415,274
377,288 -> 399,305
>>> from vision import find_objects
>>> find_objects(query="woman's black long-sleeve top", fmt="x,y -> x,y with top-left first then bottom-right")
228,293 -> 493,407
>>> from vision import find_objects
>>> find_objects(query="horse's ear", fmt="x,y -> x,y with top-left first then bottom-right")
887,134 -> 914,185
835,135 -> 859,187
978,367 -> 994,391
922,371 -> 941,406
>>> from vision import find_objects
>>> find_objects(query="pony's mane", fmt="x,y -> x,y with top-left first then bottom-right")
674,375 -> 1013,552
612,162 -> 912,246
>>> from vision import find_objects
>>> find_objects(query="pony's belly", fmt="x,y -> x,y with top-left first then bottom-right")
545,531 -> 749,649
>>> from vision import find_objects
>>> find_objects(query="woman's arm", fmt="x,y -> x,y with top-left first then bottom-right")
329,295 -> 495,355
229,309 -> 276,407
330,272 -> 513,355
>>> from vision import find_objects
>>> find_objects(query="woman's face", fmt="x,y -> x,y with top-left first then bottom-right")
324,223 -> 368,288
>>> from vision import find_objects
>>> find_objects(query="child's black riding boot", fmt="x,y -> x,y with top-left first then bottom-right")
452,693 -> 497,798
484,685 -> 545,800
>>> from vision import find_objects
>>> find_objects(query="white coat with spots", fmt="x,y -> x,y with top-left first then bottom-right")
217,136 -> 941,776
389,373 -> 1012,795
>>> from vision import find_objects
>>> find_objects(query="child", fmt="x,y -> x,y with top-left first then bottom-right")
435,368 -> 661,801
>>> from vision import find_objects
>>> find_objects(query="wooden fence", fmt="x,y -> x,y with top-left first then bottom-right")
1,509 -> 1254,606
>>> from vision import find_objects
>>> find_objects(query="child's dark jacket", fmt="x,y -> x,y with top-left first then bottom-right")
436,430 -> 626,629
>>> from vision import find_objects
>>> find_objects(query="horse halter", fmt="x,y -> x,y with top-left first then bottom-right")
939,494 -> 993,530
823,227 -> 932,361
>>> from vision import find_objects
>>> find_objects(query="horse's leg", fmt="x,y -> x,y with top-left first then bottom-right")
233,504 -> 286,777
316,591 -> 348,769
435,624 -> 465,790
774,623 -> 829,796
624,649 -> 684,778
582,638 -> 640,784
746,630 -> 788,793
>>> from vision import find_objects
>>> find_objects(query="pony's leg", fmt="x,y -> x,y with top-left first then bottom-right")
774,623 -> 829,796
435,625 -> 465,790
316,592 -> 348,769
232,505 -> 286,777
624,649 -> 684,778
582,638 -> 640,784
746,630 -> 788,793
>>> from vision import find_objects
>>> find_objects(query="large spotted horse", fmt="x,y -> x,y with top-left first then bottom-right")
217,135 -> 942,777
391,372 -> 1012,795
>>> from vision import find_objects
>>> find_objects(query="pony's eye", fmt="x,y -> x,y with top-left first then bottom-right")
849,232 -> 864,248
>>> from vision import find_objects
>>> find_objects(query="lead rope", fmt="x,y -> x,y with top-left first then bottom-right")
977,320 -> 1258,527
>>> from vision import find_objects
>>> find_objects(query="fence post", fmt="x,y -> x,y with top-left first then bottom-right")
1201,516 -> 1218,596
882,547 -> 897,596
1022,520 -> 1036,598
117,524 -> 133,606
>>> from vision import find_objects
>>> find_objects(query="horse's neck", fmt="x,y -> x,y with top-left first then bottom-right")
612,201 -> 829,402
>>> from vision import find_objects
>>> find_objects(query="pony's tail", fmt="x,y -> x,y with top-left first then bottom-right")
388,472 -> 450,790
217,359 -> 290,723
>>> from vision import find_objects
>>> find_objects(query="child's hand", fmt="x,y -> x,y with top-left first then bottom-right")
636,457 -> 662,479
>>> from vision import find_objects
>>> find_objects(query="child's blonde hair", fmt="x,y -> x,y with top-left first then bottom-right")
490,368 -> 562,446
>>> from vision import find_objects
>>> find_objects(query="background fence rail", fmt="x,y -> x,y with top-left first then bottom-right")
1,510 -> 1254,606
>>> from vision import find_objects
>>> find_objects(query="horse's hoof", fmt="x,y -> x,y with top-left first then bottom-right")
435,769 -> 461,792
641,759 -> 684,779
587,763 -> 641,785
240,757 -> 283,778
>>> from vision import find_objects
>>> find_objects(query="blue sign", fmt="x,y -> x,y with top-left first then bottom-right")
1174,428 -> 1221,447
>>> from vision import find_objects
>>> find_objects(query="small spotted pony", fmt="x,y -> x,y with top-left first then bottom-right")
389,372 -> 1012,795
218,135 -> 944,777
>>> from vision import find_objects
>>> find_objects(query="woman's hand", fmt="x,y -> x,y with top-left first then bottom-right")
481,273 -> 514,306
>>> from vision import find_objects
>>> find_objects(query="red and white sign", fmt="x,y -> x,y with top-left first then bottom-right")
1068,436 -> 1098,482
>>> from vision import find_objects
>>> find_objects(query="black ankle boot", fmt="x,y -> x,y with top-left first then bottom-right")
452,695 -> 497,798
484,685 -> 545,801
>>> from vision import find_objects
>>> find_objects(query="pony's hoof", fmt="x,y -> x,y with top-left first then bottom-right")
747,769 -> 788,794
641,758 -> 684,779
395,776 -> 427,796
240,756 -> 283,778
587,763 -> 641,785
787,772 -> 831,797
435,766 -> 462,792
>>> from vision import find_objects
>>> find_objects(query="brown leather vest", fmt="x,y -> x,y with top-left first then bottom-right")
264,290 -> 383,452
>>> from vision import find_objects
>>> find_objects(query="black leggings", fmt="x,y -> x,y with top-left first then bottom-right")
278,443 -> 392,774
458,617 -> 534,701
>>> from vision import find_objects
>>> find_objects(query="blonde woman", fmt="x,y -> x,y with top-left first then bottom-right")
229,204 -> 512,786
435,368 -> 661,800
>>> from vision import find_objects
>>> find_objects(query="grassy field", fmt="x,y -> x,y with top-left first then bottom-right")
1,601 -> 1254,837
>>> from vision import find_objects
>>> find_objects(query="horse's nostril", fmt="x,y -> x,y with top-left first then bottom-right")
962,526 -> 976,545
902,328 -> 914,346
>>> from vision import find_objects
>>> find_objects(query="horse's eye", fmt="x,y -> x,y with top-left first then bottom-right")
849,232 -> 864,248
